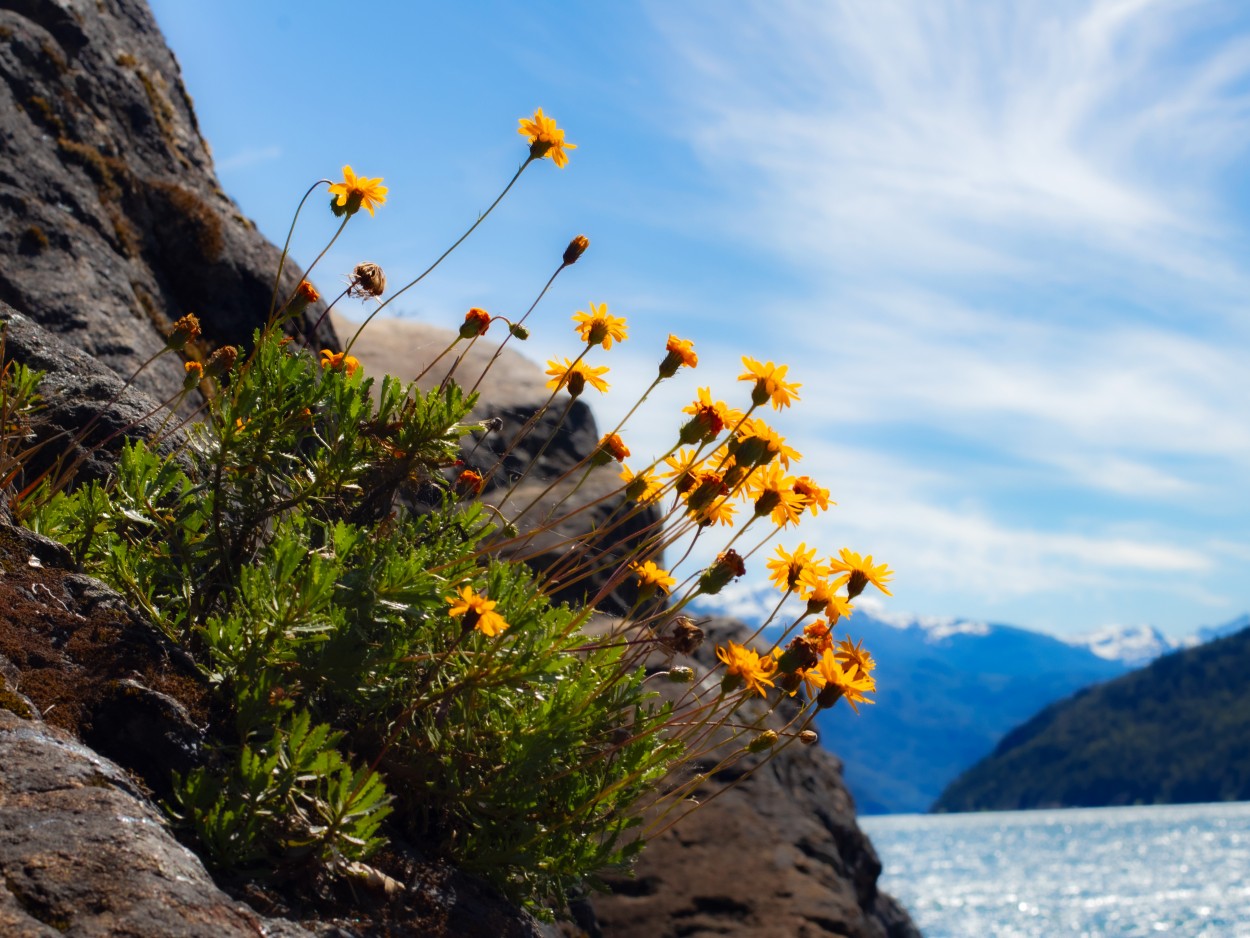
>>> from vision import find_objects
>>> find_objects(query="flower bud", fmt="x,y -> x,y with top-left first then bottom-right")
798,730 -> 819,746
182,360 -> 203,391
455,469 -> 484,498
509,322 -> 530,340
747,730 -> 779,753
460,307 -> 492,339
563,234 -> 589,266
284,280 -> 320,318
666,667 -> 695,684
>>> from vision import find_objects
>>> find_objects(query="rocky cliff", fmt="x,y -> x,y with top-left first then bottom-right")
0,1 -> 918,934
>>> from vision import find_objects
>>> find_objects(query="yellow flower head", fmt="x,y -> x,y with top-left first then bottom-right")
792,476 -> 833,515
715,641 -> 776,697
446,585 -> 510,637
545,358 -> 610,396
734,417 -> 800,470
746,463 -> 805,528
572,302 -> 628,349
328,165 -> 388,217
620,463 -> 664,503
828,548 -> 894,598
518,108 -> 577,167
660,335 -> 698,377
688,495 -> 737,528
320,349 -> 361,378
766,542 -> 829,594
681,388 -> 742,445
738,356 -> 801,410
835,636 -> 875,679
800,572 -> 854,621
812,649 -> 876,713
631,560 -> 676,595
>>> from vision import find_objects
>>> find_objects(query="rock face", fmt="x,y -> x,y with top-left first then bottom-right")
0,0 -> 336,407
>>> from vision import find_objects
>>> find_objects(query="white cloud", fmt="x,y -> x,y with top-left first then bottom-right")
215,145 -> 283,174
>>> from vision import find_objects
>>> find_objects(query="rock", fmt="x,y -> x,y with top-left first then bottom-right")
0,0 -> 337,409
0,710 -> 319,937
586,617 -> 921,938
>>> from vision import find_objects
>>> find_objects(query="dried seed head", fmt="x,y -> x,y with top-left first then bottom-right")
659,616 -> 705,656
349,262 -> 386,298
203,345 -> 237,380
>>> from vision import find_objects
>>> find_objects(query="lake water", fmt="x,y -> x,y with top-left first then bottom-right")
860,802 -> 1250,937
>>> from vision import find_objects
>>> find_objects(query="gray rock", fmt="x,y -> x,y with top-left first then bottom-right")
0,0 -> 337,409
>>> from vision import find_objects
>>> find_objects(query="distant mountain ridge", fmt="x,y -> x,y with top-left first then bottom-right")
690,584 -> 1248,814
932,623 -> 1250,812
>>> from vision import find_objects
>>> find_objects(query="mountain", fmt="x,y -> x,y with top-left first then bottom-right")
1064,614 -> 1250,667
690,586 -> 1129,813
932,623 -> 1250,812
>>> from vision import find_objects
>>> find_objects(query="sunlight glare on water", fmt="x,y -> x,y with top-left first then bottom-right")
860,802 -> 1250,938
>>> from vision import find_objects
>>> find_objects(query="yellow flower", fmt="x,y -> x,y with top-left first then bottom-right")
811,649 -> 876,713
572,302 -> 628,349
446,585 -> 510,637
681,388 -> 742,445
835,636 -> 875,679
738,356 -> 801,410
828,548 -> 894,598
715,641 -> 775,696
517,107 -> 577,167
688,495 -> 736,528
328,165 -> 388,217
766,543 -> 828,594
792,476 -> 833,515
631,560 -> 676,595
734,417 -> 800,469
320,349 -> 361,378
746,463 -> 805,528
545,358 -> 610,395
620,464 -> 664,503
800,573 -> 855,622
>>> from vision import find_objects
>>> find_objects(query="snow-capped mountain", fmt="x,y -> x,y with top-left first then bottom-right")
1065,613 -> 1250,667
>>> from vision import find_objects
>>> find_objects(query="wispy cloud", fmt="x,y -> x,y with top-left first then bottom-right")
644,0 -> 1250,632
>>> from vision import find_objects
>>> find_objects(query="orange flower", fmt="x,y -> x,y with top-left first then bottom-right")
517,108 -> 576,167
598,432 -> 630,462
446,585 -> 509,637
320,349 -> 361,378
460,307 -> 492,338
793,476 -> 833,515
660,335 -> 698,377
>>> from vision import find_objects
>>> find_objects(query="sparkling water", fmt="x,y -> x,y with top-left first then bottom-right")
860,802 -> 1250,937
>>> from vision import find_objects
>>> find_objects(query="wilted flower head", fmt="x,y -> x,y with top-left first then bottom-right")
166,313 -> 201,351
699,548 -> 746,595
203,345 -> 237,381
659,616 -> 704,655
328,165 -> 388,217
517,108 -> 577,167
349,262 -> 386,298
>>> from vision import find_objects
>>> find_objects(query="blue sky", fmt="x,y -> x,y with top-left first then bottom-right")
150,0 -> 1250,638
